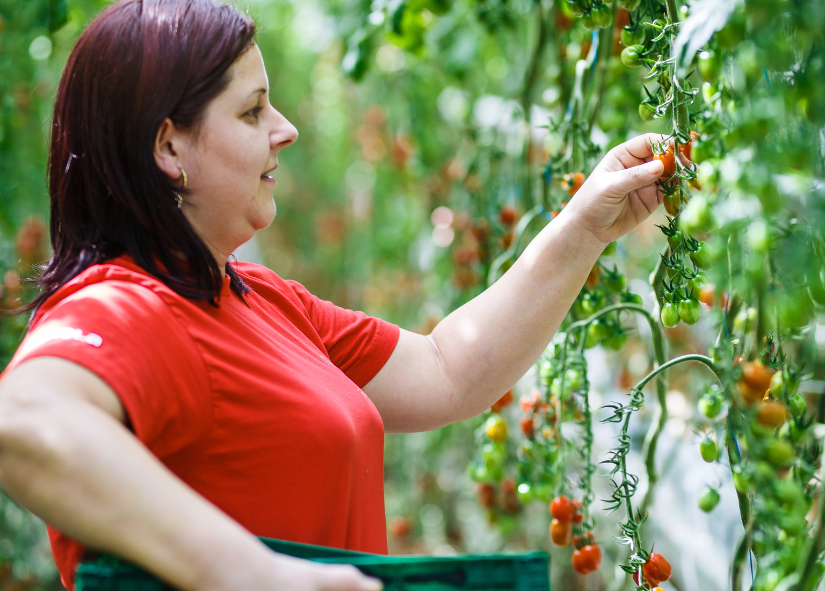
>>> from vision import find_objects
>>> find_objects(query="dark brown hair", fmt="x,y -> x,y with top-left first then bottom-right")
32,0 -> 257,312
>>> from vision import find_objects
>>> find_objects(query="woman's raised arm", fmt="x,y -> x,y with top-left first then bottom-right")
0,358 -> 381,591
363,134 -> 666,433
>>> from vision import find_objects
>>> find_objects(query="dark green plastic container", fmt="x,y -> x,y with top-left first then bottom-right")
75,538 -> 550,591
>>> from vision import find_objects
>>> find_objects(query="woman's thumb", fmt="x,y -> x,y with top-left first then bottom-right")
613,160 -> 663,194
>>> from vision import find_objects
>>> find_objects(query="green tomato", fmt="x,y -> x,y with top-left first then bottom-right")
702,81 -> 719,105
621,26 -> 645,47
661,302 -> 680,328
601,241 -> 617,256
620,291 -> 644,306
678,298 -> 702,325
589,318 -> 612,341
733,470 -> 753,494
687,272 -> 707,295
690,241 -> 716,270
482,442 -> 506,468
700,438 -> 719,463
680,195 -> 716,234
779,513 -> 807,535
581,12 -> 597,30
691,139 -> 712,164
566,0 -> 585,16
788,394 -> 807,419
697,50 -> 723,82
698,487 -> 720,512
621,45 -> 644,68
762,439 -> 795,468
591,4 -> 612,28
698,394 -> 724,419
607,332 -> 627,351
618,0 -> 640,9
604,271 -> 627,293
709,341 -> 733,366
770,371 -> 785,397
639,102 -> 656,121
584,325 -> 599,349
667,230 -> 683,251
470,464 -> 489,482
773,479 -> 804,505
733,307 -> 757,333
565,368 -> 583,390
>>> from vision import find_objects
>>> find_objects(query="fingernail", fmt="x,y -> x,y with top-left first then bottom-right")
645,160 -> 664,175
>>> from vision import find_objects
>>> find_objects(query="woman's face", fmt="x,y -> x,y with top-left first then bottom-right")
177,44 -> 298,260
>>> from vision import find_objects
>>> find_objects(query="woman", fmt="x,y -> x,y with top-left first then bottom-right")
0,0 -> 666,589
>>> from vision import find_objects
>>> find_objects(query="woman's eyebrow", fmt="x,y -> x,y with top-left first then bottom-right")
247,88 -> 267,99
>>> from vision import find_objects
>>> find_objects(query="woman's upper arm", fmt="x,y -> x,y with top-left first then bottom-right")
0,357 -> 127,425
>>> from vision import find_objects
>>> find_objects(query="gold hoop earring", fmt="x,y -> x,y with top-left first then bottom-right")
179,167 -> 188,190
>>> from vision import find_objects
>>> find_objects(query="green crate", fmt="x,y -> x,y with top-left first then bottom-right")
75,538 -> 550,591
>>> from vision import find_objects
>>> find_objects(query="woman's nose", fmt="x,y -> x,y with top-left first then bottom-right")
271,111 -> 298,150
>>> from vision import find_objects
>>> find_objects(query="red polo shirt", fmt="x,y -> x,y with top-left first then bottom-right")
4,256 -> 400,589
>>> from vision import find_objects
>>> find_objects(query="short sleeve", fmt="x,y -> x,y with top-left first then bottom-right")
284,280 -> 400,388
9,281 -> 211,460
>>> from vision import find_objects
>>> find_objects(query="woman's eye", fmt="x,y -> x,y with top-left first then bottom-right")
246,106 -> 263,120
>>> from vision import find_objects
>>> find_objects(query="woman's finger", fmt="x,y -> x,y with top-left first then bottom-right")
607,159 -> 664,196
608,133 -> 668,169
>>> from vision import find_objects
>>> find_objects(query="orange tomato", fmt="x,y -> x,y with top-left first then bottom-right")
757,400 -> 788,429
654,143 -> 677,179
678,131 -> 700,161
499,205 -> 518,226
562,172 -> 586,196
550,518 -> 571,547
572,544 -> 602,575
586,264 -> 599,288
742,361 -> 774,392
491,389 -> 514,413
698,283 -> 716,307
520,416 -> 536,438
477,483 -> 496,508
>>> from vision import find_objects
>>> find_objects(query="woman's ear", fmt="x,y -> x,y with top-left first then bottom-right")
153,118 -> 185,183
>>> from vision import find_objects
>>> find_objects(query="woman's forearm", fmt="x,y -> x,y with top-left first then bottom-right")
430,208 -> 605,418
0,364 -> 276,591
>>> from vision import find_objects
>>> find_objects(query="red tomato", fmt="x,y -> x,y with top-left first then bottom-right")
389,516 -> 412,539
654,143 -> 677,179
757,400 -> 788,429
572,544 -> 602,575
500,477 -> 517,495
678,131 -> 700,161
562,172 -> 586,196
499,205 -> 518,226
520,416 -> 536,438
477,483 -> 496,508
633,572 -> 659,589
550,496 -> 576,521
491,389 -> 514,413
571,499 -> 584,524
550,518 -> 571,547
644,553 -> 672,584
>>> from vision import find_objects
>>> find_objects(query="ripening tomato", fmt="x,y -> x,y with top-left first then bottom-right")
655,143 -> 677,179
491,389 -> 514,413
485,415 -> 509,442
757,400 -> 788,429
644,553 -> 672,585
550,518 -> 572,546
562,172 -> 586,196
678,131 -> 700,161
572,544 -> 602,575
520,416 -> 536,438
586,264 -> 599,288
519,389 -> 541,412
477,483 -> 496,508
663,190 -> 682,216
571,499 -> 584,524
698,283 -> 716,307
389,516 -> 413,539
499,205 -> 518,226
550,496 -> 576,522
742,361 -> 774,393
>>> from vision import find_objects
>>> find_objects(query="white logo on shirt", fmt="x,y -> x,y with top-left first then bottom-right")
27,327 -> 103,349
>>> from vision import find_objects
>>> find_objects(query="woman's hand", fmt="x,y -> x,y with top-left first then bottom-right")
562,133 -> 667,246
200,553 -> 384,591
